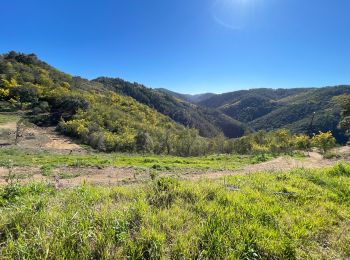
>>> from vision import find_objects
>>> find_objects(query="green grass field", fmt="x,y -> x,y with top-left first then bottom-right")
0,163 -> 349,259
0,147 -> 276,171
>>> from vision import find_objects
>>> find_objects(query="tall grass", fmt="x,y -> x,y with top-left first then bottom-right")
0,164 -> 349,259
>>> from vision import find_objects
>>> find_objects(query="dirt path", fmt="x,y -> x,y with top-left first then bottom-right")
0,122 -> 16,130
184,151 -> 345,180
29,127 -> 82,151
0,118 -> 84,153
238,152 -> 333,173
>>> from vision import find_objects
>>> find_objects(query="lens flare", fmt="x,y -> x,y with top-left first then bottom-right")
212,0 -> 260,29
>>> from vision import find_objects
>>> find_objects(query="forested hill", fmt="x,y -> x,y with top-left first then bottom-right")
197,88 -> 312,108
0,51 -> 206,154
92,77 -> 247,138
0,51 -> 249,155
192,87 -> 350,143
1,51 -> 349,147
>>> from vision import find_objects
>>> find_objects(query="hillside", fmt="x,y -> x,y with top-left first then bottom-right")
250,86 -> 350,142
0,51 -> 209,154
93,77 -> 247,138
193,87 -> 350,143
199,88 -> 310,109
1,51 -> 349,147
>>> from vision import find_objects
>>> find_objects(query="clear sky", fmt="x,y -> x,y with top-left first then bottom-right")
1,0 -> 350,94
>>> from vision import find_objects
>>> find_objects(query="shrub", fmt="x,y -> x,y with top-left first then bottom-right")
312,131 -> 336,153
294,134 -> 311,151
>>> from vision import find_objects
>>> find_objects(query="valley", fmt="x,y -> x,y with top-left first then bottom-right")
0,52 -> 350,259
1,111 -> 348,187
2,0 -> 350,258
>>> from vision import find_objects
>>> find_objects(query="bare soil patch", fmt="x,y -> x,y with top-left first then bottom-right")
238,152 -> 333,173
0,119 -> 84,153
0,122 -> 16,130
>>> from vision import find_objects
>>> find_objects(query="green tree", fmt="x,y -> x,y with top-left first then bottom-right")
136,131 -> 154,153
338,95 -> 350,136
50,95 -> 89,120
312,131 -> 336,153
175,128 -> 198,156
232,136 -> 252,154
274,129 -> 293,154
210,134 -> 226,154
9,84 -> 39,108
294,134 -> 312,153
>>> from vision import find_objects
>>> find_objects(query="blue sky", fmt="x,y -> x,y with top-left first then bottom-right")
1,0 -> 350,94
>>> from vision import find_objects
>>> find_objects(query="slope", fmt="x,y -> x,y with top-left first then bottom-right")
0,51 -> 205,153
249,86 -> 350,142
93,77 -> 247,138
198,88 -> 310,109
197,86 -> 350,142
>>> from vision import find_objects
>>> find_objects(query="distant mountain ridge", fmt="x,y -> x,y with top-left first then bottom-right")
162,86 -> 350,143
156,88 -> 215,104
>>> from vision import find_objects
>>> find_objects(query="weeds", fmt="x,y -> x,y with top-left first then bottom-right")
0,165 -> 349,258
147,177 -> 179,208
0,147 -> 278,171
57,171 -> 81,179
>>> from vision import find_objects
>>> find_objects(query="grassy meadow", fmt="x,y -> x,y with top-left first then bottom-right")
0,147 -> 276,171
0,163 -> 349,259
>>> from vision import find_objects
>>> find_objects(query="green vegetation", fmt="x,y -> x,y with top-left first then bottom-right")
197,87 -> 350,143
0,147 -> 272,171
338,94 -> 350,136
0,52 -> 213,155
199,88 -> 309,108
0,51 -> 348,155
0,164 -> 349,259
93,77 -> 247,138
0,113 -> 19,124
312,131 -> 336,153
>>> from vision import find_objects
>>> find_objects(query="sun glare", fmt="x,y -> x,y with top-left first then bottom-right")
212,0 -> 261,29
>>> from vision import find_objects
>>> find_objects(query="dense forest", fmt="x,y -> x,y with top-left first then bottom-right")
93,77 -> 246,138
169,87 -> 350,143
0,51 -> 349,155
0,52 -> 205,155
